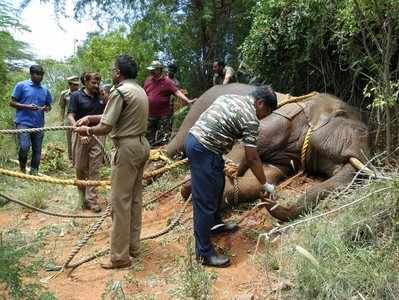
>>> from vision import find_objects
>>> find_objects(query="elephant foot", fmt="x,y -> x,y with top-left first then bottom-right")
264,202 -> 299,222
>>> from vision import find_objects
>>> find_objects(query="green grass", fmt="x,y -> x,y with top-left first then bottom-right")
170,238 -> 216,300
259,176 -> 399,299
0,229 -> 56,300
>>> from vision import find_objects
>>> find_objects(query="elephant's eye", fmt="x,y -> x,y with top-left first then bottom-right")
334,110 -> 346,117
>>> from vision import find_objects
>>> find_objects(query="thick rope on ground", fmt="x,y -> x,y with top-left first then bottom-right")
62,195 -> 192,271
0,168 -> 111,186
63,203 -> 112,268
0,158 -> 188,186
0,193 -> 104,218
0,175 -> 189,218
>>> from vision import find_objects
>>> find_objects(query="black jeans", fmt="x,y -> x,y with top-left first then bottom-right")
147,116 -> 171,146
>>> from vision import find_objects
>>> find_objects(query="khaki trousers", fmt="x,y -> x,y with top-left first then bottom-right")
64,118 -> 72,161
72,133 -> 105,206
110,136 -> 150,263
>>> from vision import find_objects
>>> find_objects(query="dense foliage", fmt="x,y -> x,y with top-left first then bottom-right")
242,0 -> 399,106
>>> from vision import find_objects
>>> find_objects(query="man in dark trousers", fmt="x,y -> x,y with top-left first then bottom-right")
185,86 -> 277,267
9,65 -> 52,175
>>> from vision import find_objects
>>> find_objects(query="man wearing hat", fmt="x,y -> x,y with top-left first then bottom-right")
144,60 -> 193,146
59,76 -> 80,161
9,65 -> 53,174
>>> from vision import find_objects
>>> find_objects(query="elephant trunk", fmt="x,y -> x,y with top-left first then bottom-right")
265,163 -> 356,222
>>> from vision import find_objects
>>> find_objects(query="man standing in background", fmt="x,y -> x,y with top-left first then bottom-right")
59,75 -> 80,161
9,65 -> 52,175
144,60 -> 192,146
212,61 -> 236,86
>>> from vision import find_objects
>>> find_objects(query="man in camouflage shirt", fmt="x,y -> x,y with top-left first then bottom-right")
185,86 -> 277,267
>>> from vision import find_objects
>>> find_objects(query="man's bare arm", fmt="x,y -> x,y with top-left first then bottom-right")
244,146 -> 266,185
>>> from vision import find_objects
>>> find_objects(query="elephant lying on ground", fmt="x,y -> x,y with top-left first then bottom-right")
166,83 -> 369,221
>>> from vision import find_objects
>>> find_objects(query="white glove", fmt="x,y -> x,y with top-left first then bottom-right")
263,182 -> 275,194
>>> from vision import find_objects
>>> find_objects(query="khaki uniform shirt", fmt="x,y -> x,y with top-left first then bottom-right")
213,66 -> 236,86
59,89 -> 72,120
101,79 -> 148,139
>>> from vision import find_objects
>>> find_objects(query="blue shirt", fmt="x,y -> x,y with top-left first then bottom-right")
12,80 -> 53,128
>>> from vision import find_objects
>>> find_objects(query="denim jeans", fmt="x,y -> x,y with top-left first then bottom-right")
185,133 -> 225,258
16,124 -> 44,172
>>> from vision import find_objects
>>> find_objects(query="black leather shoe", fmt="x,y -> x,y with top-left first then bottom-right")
210,222 -> 239,235
197,254 -> 231,268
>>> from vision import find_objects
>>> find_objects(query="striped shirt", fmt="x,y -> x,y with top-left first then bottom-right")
190,94 -> 259,154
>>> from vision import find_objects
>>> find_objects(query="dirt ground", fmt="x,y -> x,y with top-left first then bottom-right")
0,169 -> 318,300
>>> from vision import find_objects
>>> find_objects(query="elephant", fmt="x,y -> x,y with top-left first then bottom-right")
165,83 -> 369,221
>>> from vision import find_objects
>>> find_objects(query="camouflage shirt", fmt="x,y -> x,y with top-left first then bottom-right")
190,94 -> 259,154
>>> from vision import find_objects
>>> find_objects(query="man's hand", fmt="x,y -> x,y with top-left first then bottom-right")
259,190 -> 277,206
224,163 -> 238,178
42,105 -> 50,112
76,116 -> 90,126
80,136 -> 90,144
74,125 -> 89,136
187,98 -> 196,106
30,104 -> 39,111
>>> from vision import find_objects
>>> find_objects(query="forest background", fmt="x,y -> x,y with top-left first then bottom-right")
0,0 -> 398,154
0,1 -> 399,298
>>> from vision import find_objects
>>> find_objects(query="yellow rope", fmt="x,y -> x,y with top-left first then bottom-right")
300,125 -> 314,170
0,168 -> 111,186
0,158 -> 188,186
149,148 -> 171,163
278,91 -> 318,108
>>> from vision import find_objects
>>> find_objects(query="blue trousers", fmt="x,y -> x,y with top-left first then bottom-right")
185,133 -> 225,257
16,124 -> 44,171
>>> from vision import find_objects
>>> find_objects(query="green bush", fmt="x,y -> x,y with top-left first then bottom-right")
0,229 -> 56,299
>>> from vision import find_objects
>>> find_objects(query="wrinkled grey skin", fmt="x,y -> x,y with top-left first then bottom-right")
167,83 -> 369,221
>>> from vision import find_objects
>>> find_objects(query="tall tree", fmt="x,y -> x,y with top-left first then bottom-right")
22,0 -> 255,95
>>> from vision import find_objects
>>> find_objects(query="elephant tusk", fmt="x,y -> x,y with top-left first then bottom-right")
349,157 -> 374,175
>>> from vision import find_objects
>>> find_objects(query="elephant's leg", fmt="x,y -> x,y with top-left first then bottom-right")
221,164 -> 287,209
180,164 -> 288,208
265,163 -> 356,222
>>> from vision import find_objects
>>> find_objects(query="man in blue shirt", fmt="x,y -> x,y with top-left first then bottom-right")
9,65 -> 52,174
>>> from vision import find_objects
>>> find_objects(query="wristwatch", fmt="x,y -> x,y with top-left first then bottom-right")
263,182 -> 275,193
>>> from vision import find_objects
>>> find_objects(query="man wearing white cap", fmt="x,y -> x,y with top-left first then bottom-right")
144,60 -> 193,146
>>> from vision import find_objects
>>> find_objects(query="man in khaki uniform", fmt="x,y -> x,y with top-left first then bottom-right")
59,76 -> 80,161
74,54 -> 150,269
